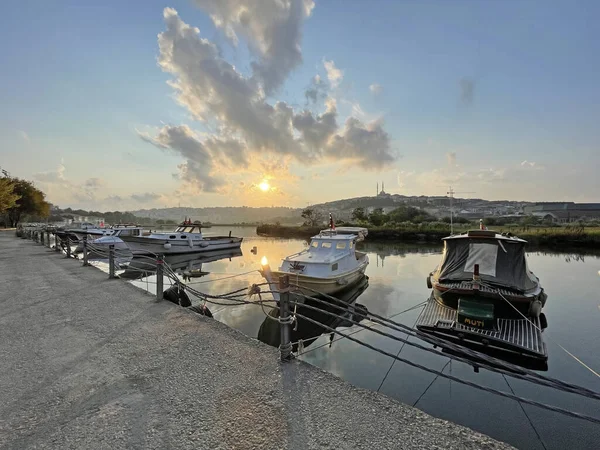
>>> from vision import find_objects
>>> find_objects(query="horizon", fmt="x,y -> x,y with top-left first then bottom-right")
2,1 -> 599,210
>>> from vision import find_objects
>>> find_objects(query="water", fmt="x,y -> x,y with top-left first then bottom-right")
82,226 -> 600,449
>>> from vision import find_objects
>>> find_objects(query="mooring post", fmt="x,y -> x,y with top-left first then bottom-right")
40,232 -> 45,246
108,244 -> 116,279
156,254 -> 164,302
66,238 -> 71,258
279,274 -> 293,361
82,235 -> 89,266
55,234 -> 61,252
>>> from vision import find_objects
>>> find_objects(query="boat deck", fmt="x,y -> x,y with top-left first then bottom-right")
416,295 -> 547,367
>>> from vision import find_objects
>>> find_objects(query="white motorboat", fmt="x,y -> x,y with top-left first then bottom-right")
120,221 -> 243,255
261,226 -> 369,297
67,222 -> 110,241
74,225 -> 146,256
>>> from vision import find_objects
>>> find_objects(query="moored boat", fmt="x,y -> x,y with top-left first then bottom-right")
417,227 -> 549,369
120,221 -> 242,255
261,225 -> 369,297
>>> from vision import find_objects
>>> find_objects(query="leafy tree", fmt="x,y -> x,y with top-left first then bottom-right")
156,219 -> 165,224
368,208 -> 388,226
165,219 -> 177,225
0,178 -> 20,214
6,179 -> 50,226
301,208 -> 323,227
351,207 -> 367,222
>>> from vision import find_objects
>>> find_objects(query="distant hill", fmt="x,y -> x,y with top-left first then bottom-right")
130,206 -> 303,224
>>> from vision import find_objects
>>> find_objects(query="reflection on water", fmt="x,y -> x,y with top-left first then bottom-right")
87,226 -> 600,450
257,275 -> 370,352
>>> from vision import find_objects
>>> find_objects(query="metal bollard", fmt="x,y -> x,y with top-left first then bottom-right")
40,232 -> 45,246
82,235 -> 89,266
279,275 -> 293,361
108,245 -> 116,279
66,239 -> 71,258
55,234 -> 61,252
156,254 -> 164,302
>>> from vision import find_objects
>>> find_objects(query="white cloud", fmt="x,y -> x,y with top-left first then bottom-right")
369,83 -> 382,95
192,0 -> 315,94
138,8 -> 398,191
19,130 -> 30,142
521,160 -> 535,167
323,59 -> 343,88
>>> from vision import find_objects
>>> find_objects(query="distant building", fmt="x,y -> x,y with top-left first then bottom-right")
524,203 -> 600,223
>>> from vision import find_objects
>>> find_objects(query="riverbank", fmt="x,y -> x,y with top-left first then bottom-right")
0,231 -> 511,449
256,224 -> 600,248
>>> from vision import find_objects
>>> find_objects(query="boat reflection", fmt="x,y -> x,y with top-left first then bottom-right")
119,248 -> 243,280
257,275 -> 370,352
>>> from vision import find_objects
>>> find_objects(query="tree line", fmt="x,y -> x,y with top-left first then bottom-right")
0,177 -> 50,227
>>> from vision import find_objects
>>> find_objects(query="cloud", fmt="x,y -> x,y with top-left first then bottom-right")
19,130 -> 30,142
447,151 -> 457,167
323,59 -> 343,88
304,74 -> 325,104
138,124 -> 226,193
192,0 -> 315,94
521,160 -> 536,167
130,192 -> 161,203
459,77 -> 475,105
140,8 -> 398,190
369,83 -> 382,95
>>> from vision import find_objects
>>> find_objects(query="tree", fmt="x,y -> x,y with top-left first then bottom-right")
301,208 -> 323,227
368,208 -> 388,226
0,178 -> 20,214
5,178 -> 50,227
351,207 -> 367,222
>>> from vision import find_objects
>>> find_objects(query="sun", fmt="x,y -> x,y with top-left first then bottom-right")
258,180 -> 270,192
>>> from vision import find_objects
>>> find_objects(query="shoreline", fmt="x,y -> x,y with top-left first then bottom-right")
256,224 -> 600,249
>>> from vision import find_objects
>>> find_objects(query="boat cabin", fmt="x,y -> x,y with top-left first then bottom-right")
281,227 -> 368,273
174,224 -> 203,234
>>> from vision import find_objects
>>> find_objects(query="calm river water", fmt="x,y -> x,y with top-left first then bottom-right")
88,226 -> 600,449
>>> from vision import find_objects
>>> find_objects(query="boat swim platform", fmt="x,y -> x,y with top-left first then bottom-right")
416,295 -> 548,370
0,231 -> 513,449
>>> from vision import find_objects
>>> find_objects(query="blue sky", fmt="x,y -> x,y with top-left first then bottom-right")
1,0 -> 598,210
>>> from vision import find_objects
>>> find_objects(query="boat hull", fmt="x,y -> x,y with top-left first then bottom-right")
271,261 -> 368,297
121,236 -> 243,255
431,279 -> 546,317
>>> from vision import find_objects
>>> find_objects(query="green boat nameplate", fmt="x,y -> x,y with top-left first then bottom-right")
457,298 -> 495,330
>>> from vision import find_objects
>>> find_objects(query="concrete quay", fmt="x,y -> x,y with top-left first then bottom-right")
0,231 -> 512,449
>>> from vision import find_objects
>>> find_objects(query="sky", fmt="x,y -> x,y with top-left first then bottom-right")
1,0 -> 599,210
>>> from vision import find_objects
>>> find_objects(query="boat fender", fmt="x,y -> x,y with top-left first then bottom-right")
164,242 -> 172,250
539,313 -> 548,330
188,304 -> 213,318
426,275 -> 432,289
163,286 -> 192,307
539,290 -> 548,307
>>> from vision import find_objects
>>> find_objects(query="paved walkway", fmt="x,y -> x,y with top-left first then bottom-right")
0,231 -> 512,449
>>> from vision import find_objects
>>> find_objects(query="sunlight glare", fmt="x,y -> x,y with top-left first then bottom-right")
259,180 -> 270,192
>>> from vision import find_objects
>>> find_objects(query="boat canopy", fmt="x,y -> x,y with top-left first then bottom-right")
433,235 -> 538,292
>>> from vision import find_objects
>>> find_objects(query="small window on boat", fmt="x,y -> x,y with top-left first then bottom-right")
321,242 -> 332,248
133,230 -> 140,236
331,263 -> 338,271
169,235 -> 176,239
336,242 -> 346,249
180,235 -> 187,239
349,241 -> 354,249
311,241 -> 319,248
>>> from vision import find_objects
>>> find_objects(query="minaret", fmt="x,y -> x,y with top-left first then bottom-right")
382,181 -> 385,193
377,182 -> 379,196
